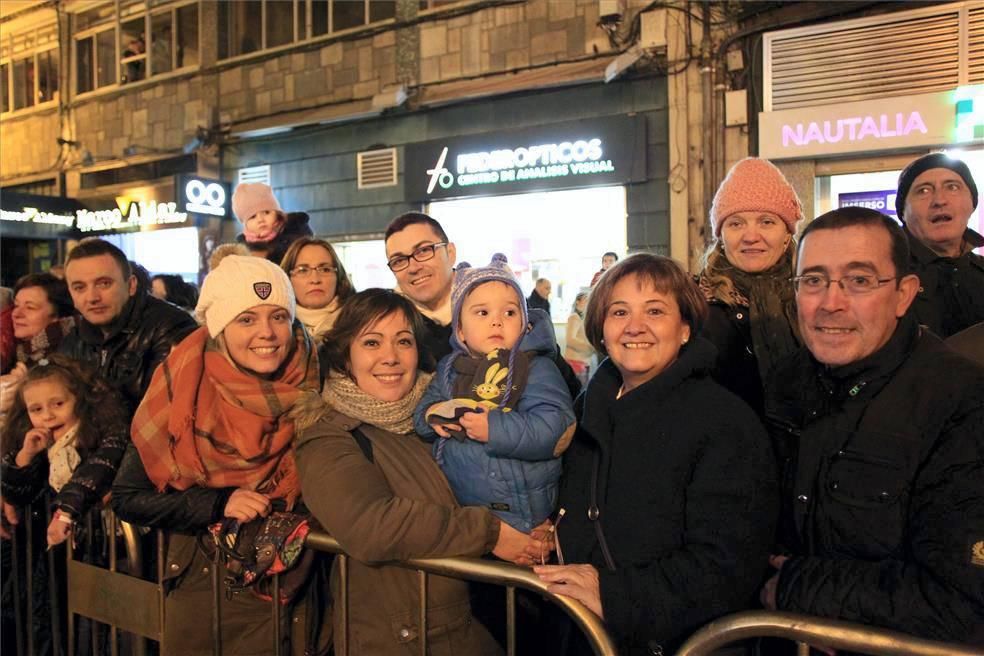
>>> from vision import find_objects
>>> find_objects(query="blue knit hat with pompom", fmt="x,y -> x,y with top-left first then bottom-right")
449,253 -> 528,354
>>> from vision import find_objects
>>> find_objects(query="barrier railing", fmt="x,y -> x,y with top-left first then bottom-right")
675,610 -> 982,656
304,530 -> 618,656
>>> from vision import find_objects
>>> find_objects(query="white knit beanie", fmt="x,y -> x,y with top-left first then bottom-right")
195,255 -> 296,337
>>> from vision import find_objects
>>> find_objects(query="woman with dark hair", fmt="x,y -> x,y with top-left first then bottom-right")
113,255 -> 328,656
697,158 -> 802,416
534,254 -> 778,655
280,237 -> 355,343
296,288 -> 539,655
150,273 -> 200,311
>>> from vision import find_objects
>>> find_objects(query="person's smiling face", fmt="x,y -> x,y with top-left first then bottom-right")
602,273 -> 691,393
385,223 -> 456,311
348,310 -> 419,402
222,304 -> 293,374
720,211 -> 791,273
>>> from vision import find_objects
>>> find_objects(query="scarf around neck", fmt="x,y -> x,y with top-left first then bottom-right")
295,298 -> 341,342
131,323 -> 320,508
48,422 -> 81,492
322,370 -> 433,435
700,248 -> 800,380
16,316 -> 76,366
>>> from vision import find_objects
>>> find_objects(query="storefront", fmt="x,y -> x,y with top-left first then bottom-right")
759,83 -> 984,241
225,79 -> 669,328
73,173 -> 232,284
0,174 -> 232,284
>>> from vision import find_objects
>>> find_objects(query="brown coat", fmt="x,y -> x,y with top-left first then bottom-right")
295,404 -> 503,656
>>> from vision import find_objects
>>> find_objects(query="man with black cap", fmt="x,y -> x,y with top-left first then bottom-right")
895,152 -> 984,337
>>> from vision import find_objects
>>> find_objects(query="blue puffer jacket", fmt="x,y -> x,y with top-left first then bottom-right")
414,310 -> 576,533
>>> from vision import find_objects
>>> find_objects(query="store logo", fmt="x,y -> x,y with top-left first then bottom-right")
76,199 -> 188,233
184,179 -> 227,216
782,112 -> 928,147
426,147 -> 454,193
0,207 -> 75,226
253,282 -> 272,300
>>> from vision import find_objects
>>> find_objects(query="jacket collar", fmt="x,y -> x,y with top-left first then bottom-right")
905,226 -> 984,265
580,337 -> 716,447
77,291 -> 144,346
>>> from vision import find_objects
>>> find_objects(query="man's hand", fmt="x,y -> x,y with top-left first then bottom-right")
534,564 -> 604,618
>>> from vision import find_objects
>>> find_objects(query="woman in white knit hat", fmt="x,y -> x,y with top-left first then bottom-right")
112,254 -> 328,656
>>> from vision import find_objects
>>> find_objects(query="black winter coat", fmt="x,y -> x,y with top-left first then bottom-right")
765,316 -> 984,645
59,293 -> 197,417
557,338 -> 778,655
702,299 -> 764,416
904,226 -> 984,338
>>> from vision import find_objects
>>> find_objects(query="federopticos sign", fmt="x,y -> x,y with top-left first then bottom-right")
759,86 -> 984,160
405,115 -> 646,201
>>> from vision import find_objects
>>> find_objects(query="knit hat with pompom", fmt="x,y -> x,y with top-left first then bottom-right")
710,158 -> 803,237
449,253 -> 527,354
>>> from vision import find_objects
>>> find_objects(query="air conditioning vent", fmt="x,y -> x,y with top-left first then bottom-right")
238,165 -> 271,186
766,5 -> 967,111
970,5 -> 984,85
357,148 -> 398,189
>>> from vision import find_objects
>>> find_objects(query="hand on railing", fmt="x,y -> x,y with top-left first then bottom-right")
533,563 -> 604,619
493,520 -> 546,566
46,508 -> 73,548
0,498 -> 19,539
223,488 -> 272,522
761,555 -> 837,656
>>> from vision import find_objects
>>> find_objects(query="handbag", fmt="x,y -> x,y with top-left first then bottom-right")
204,500 -> 317,605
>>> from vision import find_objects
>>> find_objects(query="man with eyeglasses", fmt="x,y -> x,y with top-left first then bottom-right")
760,207 -> 984,646
895,152 -> 984,337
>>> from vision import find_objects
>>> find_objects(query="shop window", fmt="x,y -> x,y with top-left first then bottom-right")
76,38 -> 95,94
218,0 -> 262,59
175,3 -> 199,68
332,1 -> 366,32
120,17 -> 147,83
2,48 -> 58,113
369,1 -> 396,23
266,1 -> 295,48
151,12 -> 173,74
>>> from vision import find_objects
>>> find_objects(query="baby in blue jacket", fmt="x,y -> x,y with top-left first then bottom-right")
414,254 -> 576,533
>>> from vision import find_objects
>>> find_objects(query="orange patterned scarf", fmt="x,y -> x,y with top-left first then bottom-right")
131,324 -> 319,508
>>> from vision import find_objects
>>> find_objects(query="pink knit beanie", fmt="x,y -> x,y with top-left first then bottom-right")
710,158 -> 803,237
232,182 -> 282,224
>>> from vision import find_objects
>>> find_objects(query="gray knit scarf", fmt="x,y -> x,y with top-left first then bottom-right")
322,370 -> 433,435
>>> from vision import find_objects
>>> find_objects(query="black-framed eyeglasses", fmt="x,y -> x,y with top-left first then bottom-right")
791,273 -> 897,296
386,242 -> 448,272
290,265 -> 337,278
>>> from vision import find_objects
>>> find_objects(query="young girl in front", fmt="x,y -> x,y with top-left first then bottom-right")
1,355 -> 128,547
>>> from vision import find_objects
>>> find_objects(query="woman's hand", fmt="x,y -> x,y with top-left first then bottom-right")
425,404 -> 461,438
46,509 -> 73,547
534,564 -> 604,618
460,409 -> 489,443
16,428 -> 52,467
492,520 -> 543,566
223,489 -> 271,522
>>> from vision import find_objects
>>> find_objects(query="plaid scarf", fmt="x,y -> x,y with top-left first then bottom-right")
16,316 -> 76,366
131,323 -> 319,508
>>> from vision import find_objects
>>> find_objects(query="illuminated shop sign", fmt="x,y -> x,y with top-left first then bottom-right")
406,115 -> 646,201
759,85 -> 984,160
0,207 -> 75,227
76,200 -> 188,233
838,190 -> 897,218
179,176 -> 231,217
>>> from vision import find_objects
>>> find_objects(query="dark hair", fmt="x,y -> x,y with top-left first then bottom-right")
129,261 -> 151,295
1,354 -> 127,456
320,288 -> 434,375
65,239 -> 132,280
384,212 -> 449,243
603,252 -> 619,260
152,274 -> 199,310
584,253 -> 708,356
279,237 -> 355,305
13,273 -> 74,317
800,207 -> 911,277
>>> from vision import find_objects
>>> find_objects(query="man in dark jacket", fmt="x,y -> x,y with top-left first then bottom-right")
895,152 -> 984,337
384,212 -> 581,398
762,207 -> 984,646
527,278 -> 551,314
60,239 -> 197,416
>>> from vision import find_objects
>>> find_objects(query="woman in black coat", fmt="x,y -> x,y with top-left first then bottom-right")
535,254 -> 778,655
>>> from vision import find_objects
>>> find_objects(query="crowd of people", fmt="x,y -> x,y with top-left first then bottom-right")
1,151 -> 982,656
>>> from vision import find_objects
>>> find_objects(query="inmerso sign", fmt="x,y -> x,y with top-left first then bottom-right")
405,115 -> 646,201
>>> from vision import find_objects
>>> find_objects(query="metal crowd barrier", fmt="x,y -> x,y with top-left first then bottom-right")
675,610 -> 982,656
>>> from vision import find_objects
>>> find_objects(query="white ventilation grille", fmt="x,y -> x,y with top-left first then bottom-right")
238,165 -> 271,186
766,5 -> 969,111
357,148 -> 398,189
970,5 -> 984,85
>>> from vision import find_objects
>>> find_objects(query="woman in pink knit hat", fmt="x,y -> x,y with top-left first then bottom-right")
697,157 -> 802,415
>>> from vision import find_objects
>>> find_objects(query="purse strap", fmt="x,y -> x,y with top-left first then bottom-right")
351,426 -> 374,463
